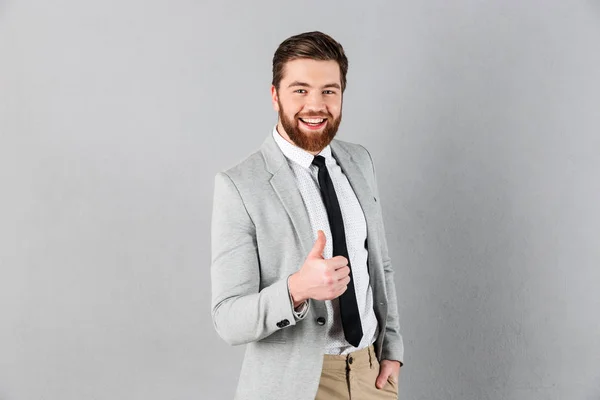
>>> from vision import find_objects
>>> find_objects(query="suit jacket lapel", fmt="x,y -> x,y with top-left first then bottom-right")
260,134 -> 314,257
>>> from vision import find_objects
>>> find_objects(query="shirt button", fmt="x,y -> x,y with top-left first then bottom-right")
316,317 -> 326,326
348,356 -> 353,364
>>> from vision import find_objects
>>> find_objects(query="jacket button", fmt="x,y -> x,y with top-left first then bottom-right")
277,319 -> 290,328
316,317 -> 326,326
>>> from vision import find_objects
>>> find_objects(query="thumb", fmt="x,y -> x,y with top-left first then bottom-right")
376,370 -> 388,390
308,230 -> 326,259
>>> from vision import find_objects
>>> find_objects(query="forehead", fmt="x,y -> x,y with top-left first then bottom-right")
281,59 -> 340,85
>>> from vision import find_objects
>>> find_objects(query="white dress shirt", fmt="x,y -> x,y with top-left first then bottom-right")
274,127 -> 379,355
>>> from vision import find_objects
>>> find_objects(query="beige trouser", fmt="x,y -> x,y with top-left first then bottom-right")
315,344 -> 399,400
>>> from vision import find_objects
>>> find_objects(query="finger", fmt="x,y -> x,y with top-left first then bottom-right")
333,273 -> 349,287
308,230 -> 326,259
335,274 -> 350,287
330,255 -> 348,268
334,266 -> 350,279
335,279 -> 349,297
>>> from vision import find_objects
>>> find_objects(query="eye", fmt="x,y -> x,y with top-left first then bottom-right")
294,89 -> 307,94
323,90 -> 336,95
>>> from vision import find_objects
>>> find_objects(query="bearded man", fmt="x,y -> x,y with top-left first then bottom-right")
211,31 -> 404,400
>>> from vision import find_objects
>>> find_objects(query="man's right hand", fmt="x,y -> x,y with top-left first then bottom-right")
288,230 -> 351,306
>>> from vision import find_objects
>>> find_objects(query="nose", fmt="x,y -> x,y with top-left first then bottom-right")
304,92 -> 327,113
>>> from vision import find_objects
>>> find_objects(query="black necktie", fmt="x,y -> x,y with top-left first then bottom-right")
312,155 -> 363,347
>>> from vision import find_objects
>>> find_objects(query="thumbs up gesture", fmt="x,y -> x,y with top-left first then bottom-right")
288,230 -> 351,305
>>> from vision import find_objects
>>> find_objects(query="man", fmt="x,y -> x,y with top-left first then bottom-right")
211,31 -> 404,400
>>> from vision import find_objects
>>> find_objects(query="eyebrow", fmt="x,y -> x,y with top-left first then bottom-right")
287,81 -> 341,90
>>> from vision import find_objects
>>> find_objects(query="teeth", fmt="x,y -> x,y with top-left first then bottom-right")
301,118 -> 324,124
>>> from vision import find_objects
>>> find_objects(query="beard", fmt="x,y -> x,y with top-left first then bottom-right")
278,99 -> 342,153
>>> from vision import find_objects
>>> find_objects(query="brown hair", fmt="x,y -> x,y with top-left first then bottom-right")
272,31 -> 349,92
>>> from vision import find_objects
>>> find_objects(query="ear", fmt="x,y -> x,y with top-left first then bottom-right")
271,85 -> 280,112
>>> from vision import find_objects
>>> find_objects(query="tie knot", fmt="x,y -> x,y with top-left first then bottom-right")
312,155 -> 326,168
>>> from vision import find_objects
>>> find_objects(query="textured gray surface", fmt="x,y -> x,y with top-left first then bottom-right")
1,0 -> 599,399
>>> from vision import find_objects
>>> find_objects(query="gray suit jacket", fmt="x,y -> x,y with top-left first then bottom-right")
211,133 -> 404,400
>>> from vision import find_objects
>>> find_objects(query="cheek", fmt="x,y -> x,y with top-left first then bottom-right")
284,101 -> 304,117
327,104 -> 341,117
325,97 -> 342,111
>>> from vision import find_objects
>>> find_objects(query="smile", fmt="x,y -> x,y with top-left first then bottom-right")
299,118 -> 327,130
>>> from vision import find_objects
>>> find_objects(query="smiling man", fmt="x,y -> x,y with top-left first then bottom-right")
211,31 -> 404,400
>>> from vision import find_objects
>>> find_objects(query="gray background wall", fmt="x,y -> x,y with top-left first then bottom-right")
1,1 -> 599,399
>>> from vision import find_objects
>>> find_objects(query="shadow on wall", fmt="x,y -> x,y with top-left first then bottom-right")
379,51 -> 523,398
417,127 -> 518,400
589,376 -> 600,400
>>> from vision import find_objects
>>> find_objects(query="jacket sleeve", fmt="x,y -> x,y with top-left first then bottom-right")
362,146 -> 405,365
210,172 -> 300,345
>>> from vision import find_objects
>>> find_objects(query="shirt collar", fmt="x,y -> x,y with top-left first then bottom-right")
272,126 -> 333,169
